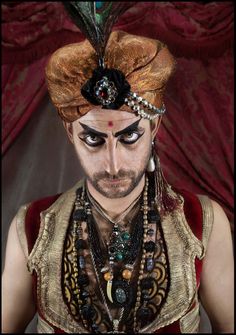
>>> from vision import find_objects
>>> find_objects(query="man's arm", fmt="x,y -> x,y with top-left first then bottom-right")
2,217 -> 36,333
199,200 -> 234,333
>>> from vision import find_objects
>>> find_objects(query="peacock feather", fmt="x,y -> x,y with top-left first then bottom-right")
63,1 -> 134,67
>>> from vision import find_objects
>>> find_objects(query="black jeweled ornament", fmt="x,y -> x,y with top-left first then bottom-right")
75,239 -> 87,250
148,210 -> 160,223
81,67 -> 130,109
144,241 -> 156,252
111,280 -> 134,307
140,277 -> 155,290
80,290 -> 90,300
77,274 -> 90,286
73,208 -> 87,221
81,304 -> 96,320
108,223 -> 131,264
136,306 -> 154,322
94,76 -> 118,105
141,289 -> 151,301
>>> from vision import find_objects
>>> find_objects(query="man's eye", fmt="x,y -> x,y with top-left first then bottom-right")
119,132 -> 142,144
79,135 -> 105,147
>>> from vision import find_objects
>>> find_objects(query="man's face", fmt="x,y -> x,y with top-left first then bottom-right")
69,108 -> 154,198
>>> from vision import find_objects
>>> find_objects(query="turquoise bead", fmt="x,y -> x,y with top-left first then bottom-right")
116,252 -> 123,261
122,232 -> 130,241
95,1 -> 103,10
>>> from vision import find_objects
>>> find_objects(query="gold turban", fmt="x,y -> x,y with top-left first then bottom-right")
45,30 -> 176,122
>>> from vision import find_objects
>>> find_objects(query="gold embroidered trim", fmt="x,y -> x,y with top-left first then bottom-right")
28,179 -> 89,333
15,203 -> 31,259
140,195 -> 204,332
37,315 -> 54,333
180,294 -> 200,333
197,195 -> 214,259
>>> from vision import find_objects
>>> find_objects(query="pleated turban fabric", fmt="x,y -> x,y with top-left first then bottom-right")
45,30 -> 176,122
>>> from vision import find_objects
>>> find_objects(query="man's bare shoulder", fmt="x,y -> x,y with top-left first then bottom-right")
202,197 -> 233,273
199,198 -> 234,333
2,216 -> 36,332
209,198 -> 233,244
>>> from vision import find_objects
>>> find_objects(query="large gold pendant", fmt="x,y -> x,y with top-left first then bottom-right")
106,279 -> 113,303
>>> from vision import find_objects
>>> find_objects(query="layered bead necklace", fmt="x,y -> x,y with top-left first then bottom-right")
86,189 -> 143,309
70,174 -> 165,333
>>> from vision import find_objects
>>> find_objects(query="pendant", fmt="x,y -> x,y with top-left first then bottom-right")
113,319 -> 119,332
111,280 -> 134,307
115,287 -> 127,304
147,155 -> 155,172
106,319 -> 126,334
106,280 -> 113,303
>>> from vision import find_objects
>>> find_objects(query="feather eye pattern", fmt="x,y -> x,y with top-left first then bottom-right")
63,1 -> 134,66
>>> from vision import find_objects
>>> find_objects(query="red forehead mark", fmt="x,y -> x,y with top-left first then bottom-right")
108,121 -> 113,127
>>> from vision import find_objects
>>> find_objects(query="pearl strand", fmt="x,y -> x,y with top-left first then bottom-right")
124,92 -> 166,120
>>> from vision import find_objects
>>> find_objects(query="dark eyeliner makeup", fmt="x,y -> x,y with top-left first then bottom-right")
119,130 -> 144,145
78,134 -> 105,147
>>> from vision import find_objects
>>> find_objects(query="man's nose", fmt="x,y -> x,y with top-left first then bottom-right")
105,141 -> 121,176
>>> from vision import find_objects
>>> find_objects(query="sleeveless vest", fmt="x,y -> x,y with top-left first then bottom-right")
16,180 -> 213,333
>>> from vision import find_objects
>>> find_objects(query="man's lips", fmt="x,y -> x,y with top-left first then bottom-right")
101,178 -> 128,184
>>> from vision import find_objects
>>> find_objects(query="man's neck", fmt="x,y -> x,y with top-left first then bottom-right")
86,175 -> 145,220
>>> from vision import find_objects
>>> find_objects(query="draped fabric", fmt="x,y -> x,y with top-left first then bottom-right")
2,2 -> 83,154
2,59 -> 48,154
2,2 -> 234,229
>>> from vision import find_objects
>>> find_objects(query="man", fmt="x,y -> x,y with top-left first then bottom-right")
2,30 -> 234,333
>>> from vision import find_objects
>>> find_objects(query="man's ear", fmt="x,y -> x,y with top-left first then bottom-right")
150,116 -> 162,140
62,121 -> 74,144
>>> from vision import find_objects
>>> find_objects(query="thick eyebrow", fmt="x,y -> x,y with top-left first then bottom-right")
114,118 -> 142,137
79,118 -> 142,138
79,122 -> 108,138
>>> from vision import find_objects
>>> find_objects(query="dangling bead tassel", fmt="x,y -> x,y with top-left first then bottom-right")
153,146 -> 182,215
147,141 -> 155,172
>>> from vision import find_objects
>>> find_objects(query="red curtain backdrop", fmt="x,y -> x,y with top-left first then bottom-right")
2,2 -> 234,227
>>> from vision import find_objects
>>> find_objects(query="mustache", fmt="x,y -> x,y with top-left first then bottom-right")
93,170 -> 135,181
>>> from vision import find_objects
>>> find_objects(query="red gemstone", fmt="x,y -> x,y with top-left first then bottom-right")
100,88 -> 108,99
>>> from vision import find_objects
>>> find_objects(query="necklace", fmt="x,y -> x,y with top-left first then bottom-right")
86,187 -> 142,226
87,177 -> 149,333
90,244 -> 125,333
86,192 -> 144,307
68,173 -> 167,333
87,186 -> 143,307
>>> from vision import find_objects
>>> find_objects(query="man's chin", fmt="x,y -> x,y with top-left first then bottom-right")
96,182 -> 132,199
88,171 -> 146,199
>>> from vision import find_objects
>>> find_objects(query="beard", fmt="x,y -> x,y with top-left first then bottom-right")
87,168 -> 146,198
83,146 -> 151,198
